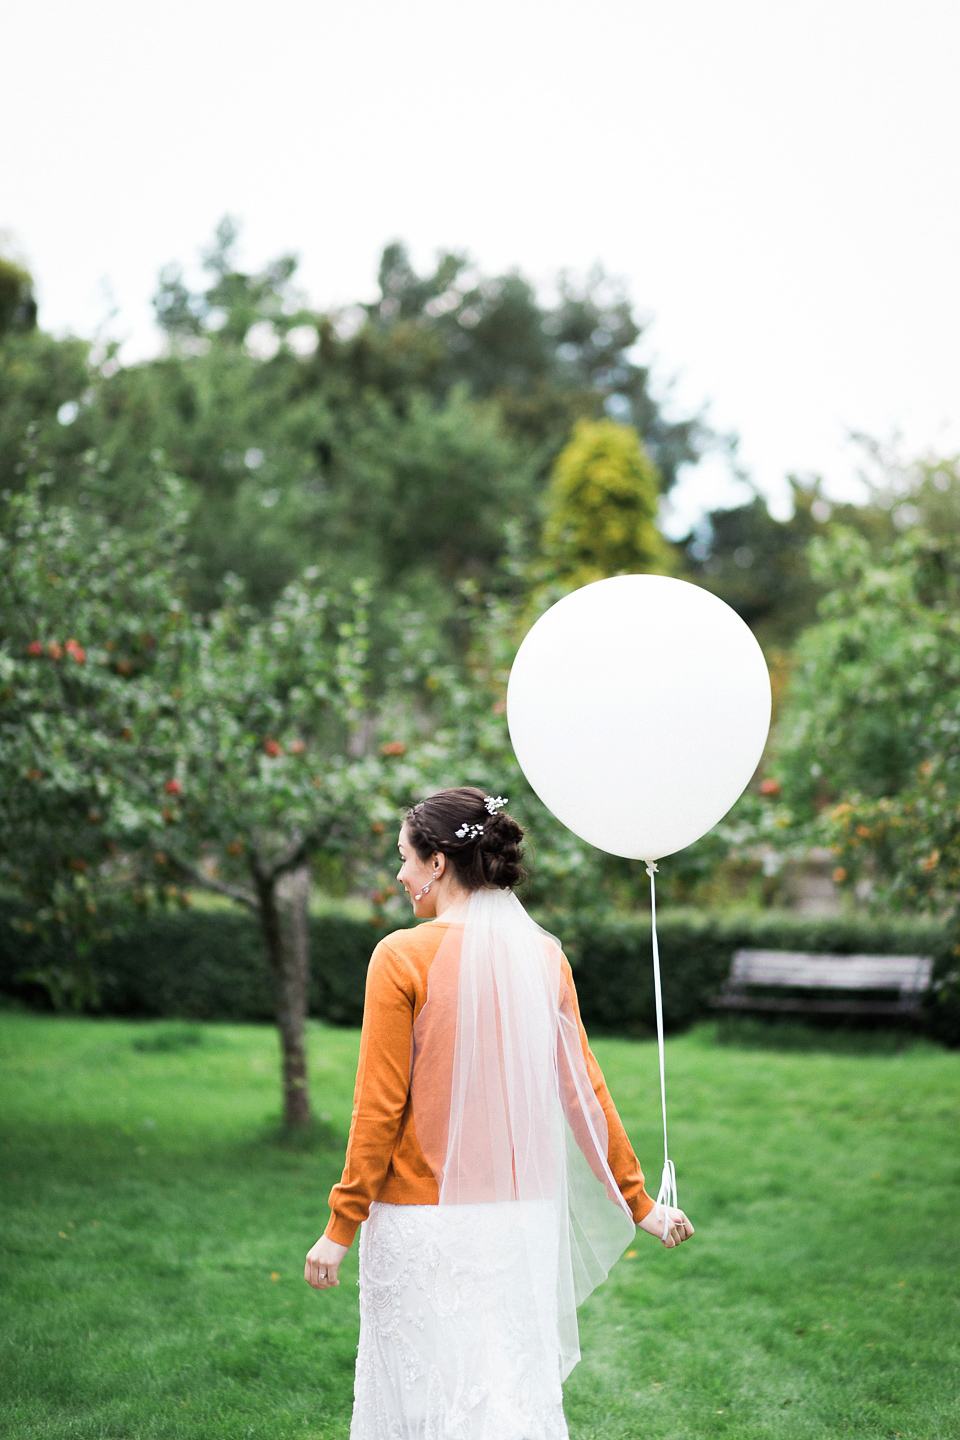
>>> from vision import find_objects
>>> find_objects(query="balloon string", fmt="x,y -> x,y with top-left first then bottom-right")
646,861 -> 677,1241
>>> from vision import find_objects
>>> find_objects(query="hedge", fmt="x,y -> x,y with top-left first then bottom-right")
0,903 -> 411,1028
551,908 -> 958,1044
1,900 -> 957,1044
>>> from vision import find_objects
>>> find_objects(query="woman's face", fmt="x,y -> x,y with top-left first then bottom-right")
397,822 -> 442,917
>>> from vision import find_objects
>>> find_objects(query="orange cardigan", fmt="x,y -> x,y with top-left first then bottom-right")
324,919 -> 655,1246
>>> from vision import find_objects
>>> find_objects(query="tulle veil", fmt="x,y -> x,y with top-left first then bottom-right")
410,886 -> 636,1380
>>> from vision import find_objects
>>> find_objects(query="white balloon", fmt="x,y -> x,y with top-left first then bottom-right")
507,575 -> 771,862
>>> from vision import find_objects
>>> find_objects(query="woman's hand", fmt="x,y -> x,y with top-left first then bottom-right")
304,1234 -> 349,1290
638,1205 -> 695,1248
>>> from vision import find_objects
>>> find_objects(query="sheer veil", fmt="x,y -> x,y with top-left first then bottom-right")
411,886 -> 636,1379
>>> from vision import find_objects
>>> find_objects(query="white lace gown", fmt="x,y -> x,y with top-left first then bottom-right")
350,1199 -> 569,1440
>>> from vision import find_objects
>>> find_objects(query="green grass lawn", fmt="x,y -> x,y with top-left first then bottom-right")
1,1010 -> 957,1439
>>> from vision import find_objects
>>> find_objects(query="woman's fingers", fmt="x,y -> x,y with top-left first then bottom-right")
637,1204 -> 694,1246
304,1235 -> 349,1290
671,1210 -> 693,1236
663,1209 -> 694,1247
304,1257 -> 340,1289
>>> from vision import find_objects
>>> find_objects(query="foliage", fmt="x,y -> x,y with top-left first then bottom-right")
0,251 -> 93,501
683,482 -> 827,652
679,447 -> 960,664
0,900 -> 410,1028
0,468 -> 189,1004
0,465 -> 388,1121
350,582 -> 610,915
771,507 -> 960,923
537,418 -> 672,591
115,567 -> 375,905
778,526 -> 960,814
0,255 -> 38,336
0,227 -> 709,618
15,231 -> 960,931
0,466 -> 378,899
680,476 -> 896,656
363,243 -> 709,484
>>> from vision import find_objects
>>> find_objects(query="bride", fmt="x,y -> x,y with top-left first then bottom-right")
304,787 -> 693,1439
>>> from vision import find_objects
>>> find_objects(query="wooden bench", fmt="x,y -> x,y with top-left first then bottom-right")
711,950 -> 933,1018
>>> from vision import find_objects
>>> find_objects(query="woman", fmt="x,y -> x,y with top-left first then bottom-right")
305,787 -> 693,1439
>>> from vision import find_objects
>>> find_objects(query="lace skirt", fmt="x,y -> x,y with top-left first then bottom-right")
350,1200 -> 569,1440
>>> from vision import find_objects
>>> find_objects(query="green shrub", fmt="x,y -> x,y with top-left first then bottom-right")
1,897 -> 957,1043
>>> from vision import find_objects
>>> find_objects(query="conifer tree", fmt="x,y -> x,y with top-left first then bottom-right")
539,418 -> 672,590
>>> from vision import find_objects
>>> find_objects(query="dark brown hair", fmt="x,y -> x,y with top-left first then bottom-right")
404,786 -> 526,891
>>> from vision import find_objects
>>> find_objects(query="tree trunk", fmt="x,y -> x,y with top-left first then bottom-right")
259,863 -> 312,1128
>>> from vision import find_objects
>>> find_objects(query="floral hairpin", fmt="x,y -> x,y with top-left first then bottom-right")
455,822 -> 485,840
484,795 -> 508,814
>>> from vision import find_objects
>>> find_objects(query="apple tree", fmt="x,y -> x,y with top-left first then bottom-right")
1,467 -> 377,1126
124,569 -> 375,1127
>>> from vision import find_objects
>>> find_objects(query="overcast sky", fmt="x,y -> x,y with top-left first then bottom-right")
4,0 -> 959,531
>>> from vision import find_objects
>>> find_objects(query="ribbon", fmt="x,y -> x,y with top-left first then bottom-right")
645,860 -> 678,1241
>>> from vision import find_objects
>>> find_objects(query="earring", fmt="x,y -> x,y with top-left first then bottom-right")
414,868 -> 439,901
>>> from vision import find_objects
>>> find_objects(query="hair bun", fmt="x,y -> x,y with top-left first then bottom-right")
476,810 -> 525,890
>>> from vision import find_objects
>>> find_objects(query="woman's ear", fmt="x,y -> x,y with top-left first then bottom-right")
432,851 -> 445,877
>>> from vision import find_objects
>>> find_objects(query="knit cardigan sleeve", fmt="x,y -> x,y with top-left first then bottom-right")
324,938 -> 415,1246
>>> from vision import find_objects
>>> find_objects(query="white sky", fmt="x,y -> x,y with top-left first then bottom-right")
4,0 -> 959,532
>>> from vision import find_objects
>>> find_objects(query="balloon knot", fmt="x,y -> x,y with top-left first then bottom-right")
645,862 -> 659,877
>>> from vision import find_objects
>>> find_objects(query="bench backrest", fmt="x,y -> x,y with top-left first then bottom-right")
730,950 -> 933,996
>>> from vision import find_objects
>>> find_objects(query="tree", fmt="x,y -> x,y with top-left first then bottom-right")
537,418 -> 672,590
678,440 -> 951,658
366,243 -> 709,487
127,569 -> 375,1127
0,467 -> 189,1006
1,226 -> 711,622
0,251 -> 90,502
0,468 -> 379,1125
0,255 -> 37,336
679,477 -> 896,655
770,465 -> 960,914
